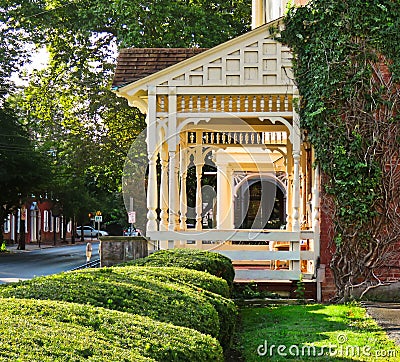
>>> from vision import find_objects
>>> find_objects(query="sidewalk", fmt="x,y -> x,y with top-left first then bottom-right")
5,239 -> 98,253
362,301 -> 400,346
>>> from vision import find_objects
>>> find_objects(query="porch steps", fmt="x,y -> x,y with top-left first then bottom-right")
233,279 -> 317,300
234,298 -> 316,307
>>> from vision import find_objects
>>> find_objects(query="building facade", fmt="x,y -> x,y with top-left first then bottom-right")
2,198 -> 72,245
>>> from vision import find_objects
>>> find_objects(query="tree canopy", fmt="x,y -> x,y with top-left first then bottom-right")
0,106 -> 50,239
1,0 -> 251,228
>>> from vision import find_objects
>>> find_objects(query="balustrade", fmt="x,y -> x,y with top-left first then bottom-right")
187,131 -> 287,145
156,94 -> 293,113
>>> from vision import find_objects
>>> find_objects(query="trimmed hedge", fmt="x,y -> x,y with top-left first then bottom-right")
110,266 -> 237,348
0,266 -> 237,349
115,265 -> 230,298
128,248 -> 235,288
0,270 -> 220,338
0,298 -> 223,361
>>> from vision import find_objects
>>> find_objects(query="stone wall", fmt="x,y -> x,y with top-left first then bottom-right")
99,236 -> 148,267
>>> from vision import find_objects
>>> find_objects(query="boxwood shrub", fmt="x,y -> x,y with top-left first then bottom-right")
129,248 -> 235,288
114,265 -> 230,298
0,298 -> 223,361
0,270 -> 220,338
108,266 -> 237,348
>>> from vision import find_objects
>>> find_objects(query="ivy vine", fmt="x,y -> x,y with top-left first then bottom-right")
281,0 -> 400,301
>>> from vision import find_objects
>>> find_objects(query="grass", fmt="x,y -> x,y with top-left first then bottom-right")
237,303 -> 400,361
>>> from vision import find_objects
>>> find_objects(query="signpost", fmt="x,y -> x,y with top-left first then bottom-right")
128,211 -> 136,224
95,211 -> 102,238
128,211 -> 136,235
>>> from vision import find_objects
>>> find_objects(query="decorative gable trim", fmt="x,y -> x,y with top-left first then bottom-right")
115,19 -> 292,99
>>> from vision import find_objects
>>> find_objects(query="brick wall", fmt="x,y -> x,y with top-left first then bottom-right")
318,183 -> 337,301
318,173 -> 400,301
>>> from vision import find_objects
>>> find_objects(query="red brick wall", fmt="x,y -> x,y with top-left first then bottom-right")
318,172 -> 400,301
318,181 -> 337,301
375,240 -> 400,281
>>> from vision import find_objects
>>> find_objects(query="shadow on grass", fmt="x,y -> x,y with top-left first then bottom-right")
237,304 -> 382,361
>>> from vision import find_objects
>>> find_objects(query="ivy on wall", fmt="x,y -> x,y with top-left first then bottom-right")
281,0 -> 400,301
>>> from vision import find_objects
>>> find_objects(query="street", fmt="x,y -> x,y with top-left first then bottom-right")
0,241 -> 99,284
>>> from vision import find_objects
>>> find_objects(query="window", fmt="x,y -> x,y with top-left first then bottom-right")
4,214 -> 10,233
266,0 -> 288,22
49,211 -> 53,232
24,208 -> 28,233
17,209 -> 20,233
43,210 -> 49,232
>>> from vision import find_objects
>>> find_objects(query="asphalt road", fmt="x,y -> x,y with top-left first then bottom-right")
0,242 -> 99,283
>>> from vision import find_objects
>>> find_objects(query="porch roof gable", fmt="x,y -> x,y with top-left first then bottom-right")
113,18 -> 293,100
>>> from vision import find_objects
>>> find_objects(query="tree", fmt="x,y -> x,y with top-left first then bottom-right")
282,0 -> 400,301
2,0 -> 251,230
0,105 -> 50,243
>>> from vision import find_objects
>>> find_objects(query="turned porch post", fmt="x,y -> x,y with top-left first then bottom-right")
195,142 -> 204,230
292,92 -> 301,233
216,163 -> 233,229
146,86 -> 158,232
159,143 -> 169,231
168,87 -> 180,231
180,140 -> 188,231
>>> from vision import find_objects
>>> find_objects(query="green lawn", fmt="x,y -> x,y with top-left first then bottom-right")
237,303 -> 400,361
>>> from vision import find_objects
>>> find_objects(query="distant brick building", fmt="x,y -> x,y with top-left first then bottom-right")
2,198 -> 72,245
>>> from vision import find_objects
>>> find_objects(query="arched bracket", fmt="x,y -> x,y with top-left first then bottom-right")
258,116 -> 293,143
177,117 -> 212,133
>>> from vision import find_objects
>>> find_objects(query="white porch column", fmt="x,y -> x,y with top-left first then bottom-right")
292,152 -> 301,231
195,144 -> 204,231
180,143 -> 188,230
146,86 -> 158,232
292,92 -> 301,232
216,164 -> 234,229
286,141 -> 293,230
312,164 -> 320,252
167,86 -> 180,231
168,149 -> 180,231
159,143 -> 169,231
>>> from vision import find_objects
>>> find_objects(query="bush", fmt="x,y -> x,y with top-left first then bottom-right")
111,266 -> 237,348
200,288 -> 238,349
115,265 -> 230,298
0,270 -> 220,338
129,249 -> 235,288
0,298 -> 223,361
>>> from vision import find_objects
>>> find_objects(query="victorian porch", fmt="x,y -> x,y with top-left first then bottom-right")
113,20 -> 321,291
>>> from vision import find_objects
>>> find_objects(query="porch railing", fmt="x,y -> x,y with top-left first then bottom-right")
147,229 -> 318,281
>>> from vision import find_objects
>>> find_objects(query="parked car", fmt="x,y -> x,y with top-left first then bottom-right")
76,226 -> 108,237
123,227 -> 141,236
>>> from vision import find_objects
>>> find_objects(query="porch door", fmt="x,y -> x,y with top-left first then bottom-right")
235,179 -> 285,229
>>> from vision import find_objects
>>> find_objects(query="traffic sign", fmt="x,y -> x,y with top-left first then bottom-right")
94,215 -> 102,222
128,211 -> 136,224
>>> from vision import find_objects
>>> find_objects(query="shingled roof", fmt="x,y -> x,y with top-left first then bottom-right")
112,47 -> 208,88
